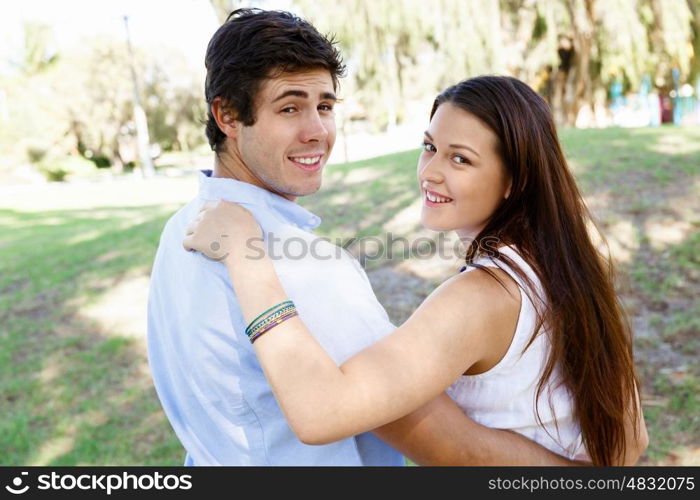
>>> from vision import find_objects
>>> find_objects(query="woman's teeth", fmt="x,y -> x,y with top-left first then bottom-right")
426,191 -> 452,203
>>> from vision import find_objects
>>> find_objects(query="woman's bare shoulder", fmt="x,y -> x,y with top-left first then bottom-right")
430,265 -> 521,314
404,265 -> 521,350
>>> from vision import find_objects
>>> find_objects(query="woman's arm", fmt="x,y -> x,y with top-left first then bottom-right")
618,387 -> 649,465
184,201 -> 519,444
230,240 -> 515,444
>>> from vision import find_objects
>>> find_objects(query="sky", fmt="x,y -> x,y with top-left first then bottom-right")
1,0 -> 223,73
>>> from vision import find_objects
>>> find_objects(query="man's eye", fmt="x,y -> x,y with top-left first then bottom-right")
422,142 -> 436,152
281,107 -> 297,114
319,104 -> 334,112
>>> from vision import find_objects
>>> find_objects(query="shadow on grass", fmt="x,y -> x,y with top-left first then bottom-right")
565,127 -> 700,463
302,149 -> 423,239
0,205 -> 184,465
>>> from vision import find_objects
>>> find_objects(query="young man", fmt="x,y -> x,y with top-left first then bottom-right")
147,8 -> 577,465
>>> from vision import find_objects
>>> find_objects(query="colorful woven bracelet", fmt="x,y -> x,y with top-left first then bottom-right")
245,300 -> 297,339
245,300 -> 293,335
248,308 -> 299,344
245,304 -> 297,338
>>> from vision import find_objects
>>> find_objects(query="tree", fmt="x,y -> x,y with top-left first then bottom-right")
0,22 -> 66,168
689,0 -> 700,81
49,37 -> 137,170
296,0 -> 504,131
19,22 -> 59,76
142,49 -> 207,153
34,38 -> 205,170
208,0 -> 698,129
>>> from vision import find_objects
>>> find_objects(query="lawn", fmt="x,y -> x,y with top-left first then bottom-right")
1,125 -> 698,465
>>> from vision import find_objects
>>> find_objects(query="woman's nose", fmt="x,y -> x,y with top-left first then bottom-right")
418,157 -> 444,185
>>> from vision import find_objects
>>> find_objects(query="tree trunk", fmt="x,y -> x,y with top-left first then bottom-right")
554,0 -> 595,126
111,133 -> 124,174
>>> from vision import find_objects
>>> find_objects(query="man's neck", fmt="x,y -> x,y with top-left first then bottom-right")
212,151 -> 244,181
212,151 -> 297,203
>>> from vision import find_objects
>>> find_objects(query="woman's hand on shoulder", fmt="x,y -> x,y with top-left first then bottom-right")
183,200 -> 263,263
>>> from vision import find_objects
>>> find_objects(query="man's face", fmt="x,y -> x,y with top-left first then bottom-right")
233,69 -> 337,201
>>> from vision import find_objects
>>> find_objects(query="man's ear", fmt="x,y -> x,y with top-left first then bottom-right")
211,97 -> 239,139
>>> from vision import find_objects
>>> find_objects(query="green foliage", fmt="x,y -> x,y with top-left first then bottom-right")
36,155 -> 97,183
20,22 -> 59,76
1,24 -> 206,177
292,0 -> 698,127
298,0 -> 503,130
25,141 -> 48,164
141,53 -> 207,153
90,155 -> 112,169
23,139 -> 97,182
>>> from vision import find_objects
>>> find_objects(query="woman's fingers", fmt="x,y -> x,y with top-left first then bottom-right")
182,234 -> 196,252
183,199 -> 261,258
185,219 -> 198,236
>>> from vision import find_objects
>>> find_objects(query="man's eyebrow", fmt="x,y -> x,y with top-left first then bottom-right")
423,131 -> 480,158
272,90 -> 338,102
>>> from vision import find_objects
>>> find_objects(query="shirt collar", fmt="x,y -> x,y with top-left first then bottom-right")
197,170 -> 322,231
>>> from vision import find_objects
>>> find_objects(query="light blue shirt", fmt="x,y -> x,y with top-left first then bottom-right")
147,170 -> 404,466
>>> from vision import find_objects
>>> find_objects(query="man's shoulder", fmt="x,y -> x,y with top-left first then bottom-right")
161,199 -> 200,237
151,198 -> 209,273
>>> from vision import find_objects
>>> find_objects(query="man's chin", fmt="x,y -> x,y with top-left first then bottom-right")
294,185 -> 322,198
293,177 -> 324,197
275,179 -> 323,200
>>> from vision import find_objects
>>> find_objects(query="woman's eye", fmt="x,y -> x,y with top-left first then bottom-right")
422,142 -> 436,153
281,107 -> 297,114
453,155 -> 471,165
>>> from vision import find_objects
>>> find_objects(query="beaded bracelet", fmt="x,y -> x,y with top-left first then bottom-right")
245,300 -> 294,336
245,300 -> 298,344
248,308 -> 298,344
246,304 -> 296,338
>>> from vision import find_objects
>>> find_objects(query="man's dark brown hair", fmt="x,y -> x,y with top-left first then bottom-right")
204,8 -> 345,152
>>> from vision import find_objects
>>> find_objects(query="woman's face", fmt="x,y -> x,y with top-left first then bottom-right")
417,102 -> 512,241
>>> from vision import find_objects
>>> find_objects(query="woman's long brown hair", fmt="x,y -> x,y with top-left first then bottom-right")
432,76 -> 640,465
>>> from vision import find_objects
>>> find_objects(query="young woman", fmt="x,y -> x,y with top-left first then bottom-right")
184,76 -> 648,465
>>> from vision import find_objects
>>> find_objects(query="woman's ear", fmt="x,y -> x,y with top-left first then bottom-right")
211,97 -> 239,139
504,177 -> 512,200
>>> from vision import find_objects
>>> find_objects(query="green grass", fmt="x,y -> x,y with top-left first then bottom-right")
304,149 -> 423,239
0,200 -> 187,465
1,125 -> 698,465
645,373 -> 700,462
559,125 -> 700,190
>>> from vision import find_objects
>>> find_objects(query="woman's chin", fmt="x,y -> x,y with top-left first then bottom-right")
420,219 -> 453,233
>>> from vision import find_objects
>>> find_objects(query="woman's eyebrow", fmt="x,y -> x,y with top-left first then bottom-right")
424,131 -> 480,157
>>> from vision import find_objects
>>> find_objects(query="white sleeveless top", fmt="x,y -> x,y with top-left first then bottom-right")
446,246 -> 589,461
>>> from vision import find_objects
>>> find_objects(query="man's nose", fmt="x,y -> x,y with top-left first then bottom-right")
299,111 -> 329,142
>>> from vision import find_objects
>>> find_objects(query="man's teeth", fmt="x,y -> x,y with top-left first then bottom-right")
292,156 -> 321,165
426,191 -> 452,203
